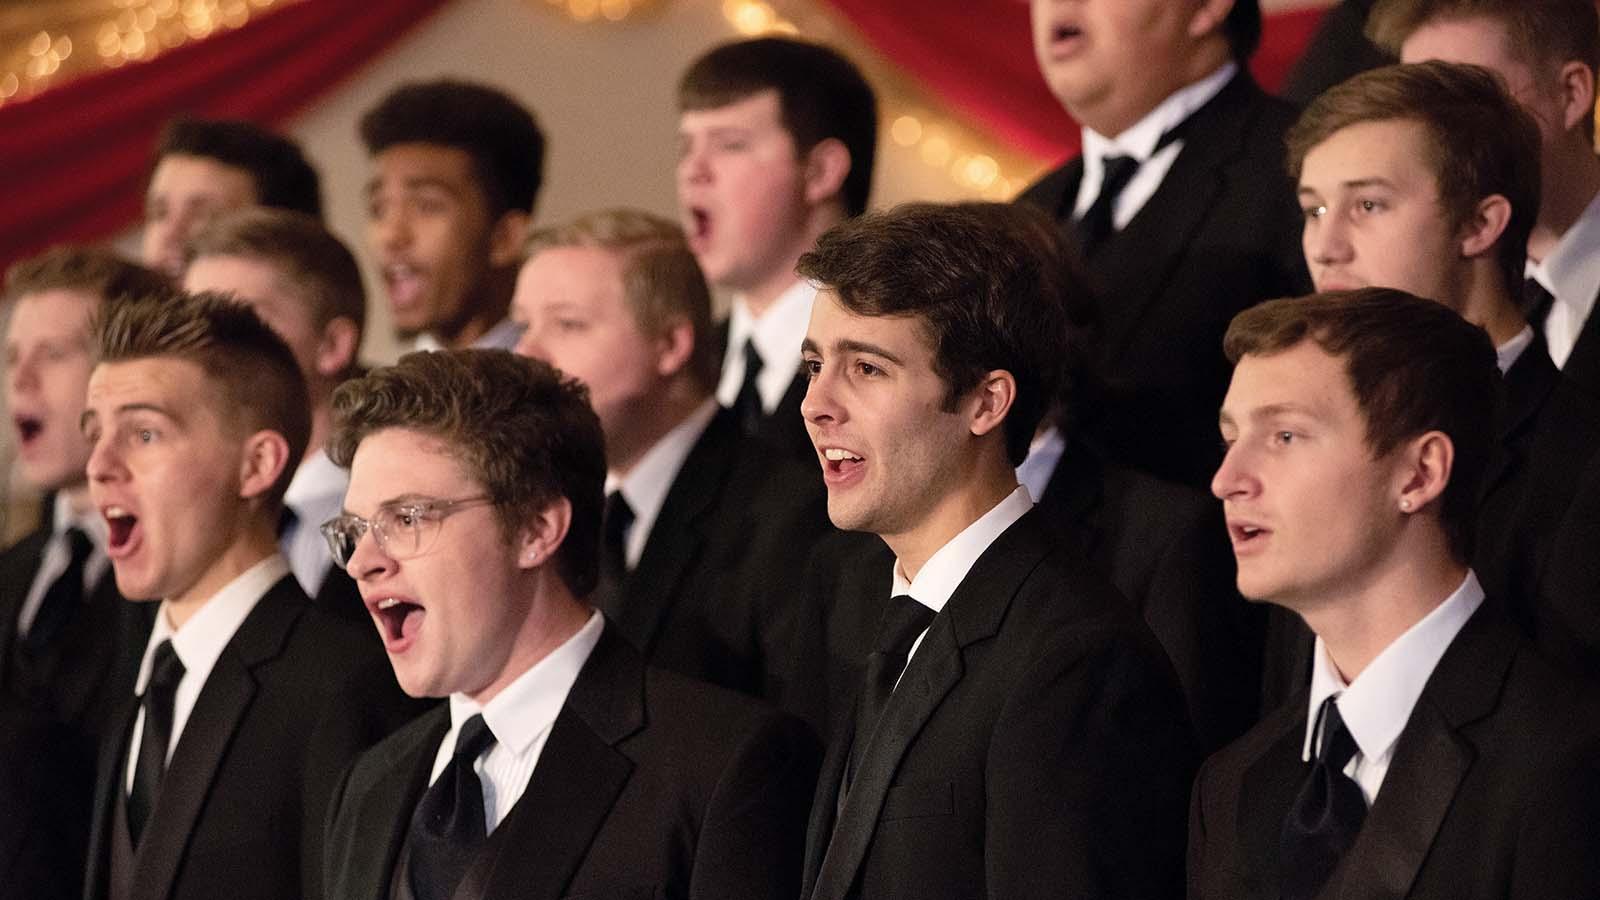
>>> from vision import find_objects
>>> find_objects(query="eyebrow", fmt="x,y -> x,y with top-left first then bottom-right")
79,402 -> 179,433
365,175 -> 461,199
804,338 -> 905,366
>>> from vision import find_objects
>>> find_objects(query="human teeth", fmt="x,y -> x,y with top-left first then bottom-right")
377,598 -> 401,610
823,448 -> 861,461
105,506 -> 130,519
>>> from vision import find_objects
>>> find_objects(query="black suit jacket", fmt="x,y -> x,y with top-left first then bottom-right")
83,575 -> 423,900
0,696 -> 98,900
606,405 -> 829,702
800,510 -> 1196,900
1019,71 -> 1310,488
713,317 -> 814,461
1036,442 -> 1260,751
1189,605 -> 1600,900
311,563 -> 371,628
324,623 -> 820,900
1556,283 -> 1600,397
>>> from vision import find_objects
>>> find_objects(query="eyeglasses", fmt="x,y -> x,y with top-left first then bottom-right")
320,495 -> 494,568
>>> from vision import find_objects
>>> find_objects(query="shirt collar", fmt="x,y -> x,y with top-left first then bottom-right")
284,448 -> 348,519
1081,61 -> 1237,162
603,397 -> 718,542
446,609 -> 604,757
1303,570 -> 1484,762
716,279 -> 818,410
411,317 -> 526,354
136,554 -> 290,694
1015,425 -> 1066,503
52,490 -> 108,551
1496,324 -> 1534,375
890,484 -> 1035,615
1528,188 -> 1600,320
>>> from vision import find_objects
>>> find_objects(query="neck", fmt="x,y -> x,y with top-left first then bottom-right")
467,578 -> 592,707
884,455 -> 1017,583
1454,269 -> 1527,347
1074,44 -> 1229,138
1529,143 -> 1600,262
738,204 -> 842,319
606,381 -> 708,480
438,271 -> 514,349
164,523 -> 278,630
1292,529 -> 1466,683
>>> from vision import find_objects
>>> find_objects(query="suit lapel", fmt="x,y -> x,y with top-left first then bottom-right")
1327,608 -> 1511,900
1558,286 -> 1600,395
1091,73 -> 1260,361
1481,338 -> 1559,501
1234,699 -> 1308,897
1035,439 -> 1107,558
471,627 -> 643,900
808,513 -> 1053,900
0,528 -> 49,685
344,709 -> 447,900
616,409 -> 739,654
84,693 -> 140,900
132,578 -> 305,900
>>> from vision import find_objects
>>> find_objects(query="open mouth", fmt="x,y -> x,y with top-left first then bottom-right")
820,446 -> 866,482
686,206 -> 712,248
1046,23 -> 1085,57
103,505 -> 140,555
383,262 -> 424,311
13,414 -> 43,447
1228,522 -> 1269,551
372,596 -> 425,651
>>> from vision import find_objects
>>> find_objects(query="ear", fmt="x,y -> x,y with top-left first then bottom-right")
516,495 -> 572,571
487,209 -> 531,269
313,316 -> 361,380
802,137 -> 852,208
238,429 -> 293,502
653,317 -> 697,379
1458,194 -> 1513,261
1395,430 -> 1454,516
1187,0 -> 1237,41
1556,60 -> 1596,133
966,369 -> 1018,441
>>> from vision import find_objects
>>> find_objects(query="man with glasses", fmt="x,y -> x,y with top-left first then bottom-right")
321,348 -> 818,900
79,289 -> 414,900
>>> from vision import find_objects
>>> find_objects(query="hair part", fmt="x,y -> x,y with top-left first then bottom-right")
797,202 -> 1069,466
95,287 -> 311,508
1285,60 -> 1542,292
359,79 -> 545,218
151,118 -> 323,219
524,208 -> 718,391
678,37 -> 878,217
1223,287 -> 1499,562
327,349 -> 605,598
186,207 -> 367,376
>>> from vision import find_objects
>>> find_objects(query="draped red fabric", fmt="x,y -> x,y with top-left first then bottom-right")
814,2 -> 1328,163
0,0 -> 451,275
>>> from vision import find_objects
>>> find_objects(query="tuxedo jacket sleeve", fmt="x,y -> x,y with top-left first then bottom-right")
323,624 -> 820,900
1189,605 -> 1600,900
0,696 -> 96,900
801,511 -> 1197,900
1020,71 -> 1311,488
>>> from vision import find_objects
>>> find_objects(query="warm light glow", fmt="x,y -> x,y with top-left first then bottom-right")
920,135 -> 952,168
28,32 -> 52,56
891,115 -> 923,147
600,0 -> 631,21
568,0 -> 600,20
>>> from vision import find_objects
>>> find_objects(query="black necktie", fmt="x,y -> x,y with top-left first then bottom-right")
1280,695 -> 1368,900
1076,154 -> 1141,256
846,594 -> 935,791
734,338 -> 765,436
127,639 -> 185,846
407,714 -> 498,900
22,527 -> 92,651
598,490 -> 635,605
1523,277 -> 1556,335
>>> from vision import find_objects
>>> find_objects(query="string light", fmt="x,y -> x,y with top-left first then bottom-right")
0,0 -> 299,109
719,0 -> 1032,200
539,0 -> 660,23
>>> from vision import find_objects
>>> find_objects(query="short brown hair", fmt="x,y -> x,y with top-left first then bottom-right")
1224,288 -> 1499,562
797,202 -> 1068,466
1285,61 -> 1541,293
4,245 -> 169,312
187,207 -> 367,375
327,350 -> 604,598
1368,0 -> 1600,88
151,118 -> 322,219
96,288 -> 311,509
523,209 -> 717,391
679,37 -> 877,217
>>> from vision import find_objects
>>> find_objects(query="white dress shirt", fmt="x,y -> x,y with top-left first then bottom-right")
15,491 -> 112,636
430,609 -> 604,834
1014,425 -> 1066,504
281,448 -> 348,596
1074,62 -> 1238,232
890,485 -> 1035,674
602,398 -> 719,569
1527,188 -> 1600,369
412,316 -> 526,353
126,554 -> 290,792
1302,571 -> 1484,806
1496,325 -> 1534,375
715,279 -> 817,414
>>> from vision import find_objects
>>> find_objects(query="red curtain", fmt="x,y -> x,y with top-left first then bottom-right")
0,0 -> 451,275
814,2 -> 1328,163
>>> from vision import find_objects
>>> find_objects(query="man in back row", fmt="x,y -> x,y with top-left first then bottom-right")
676,37 -> 877,457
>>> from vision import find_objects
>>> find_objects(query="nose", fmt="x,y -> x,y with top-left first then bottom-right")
1210,440 -> 1258,503
512,325 -> 544,361
370,203 -> 411,254
1305,212 -> 1352,272
677,141 -> 711,187
86,431 -> 123,486
7,354 -> 37,395
346,521 -> 396,582
800,363 -> 842,427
